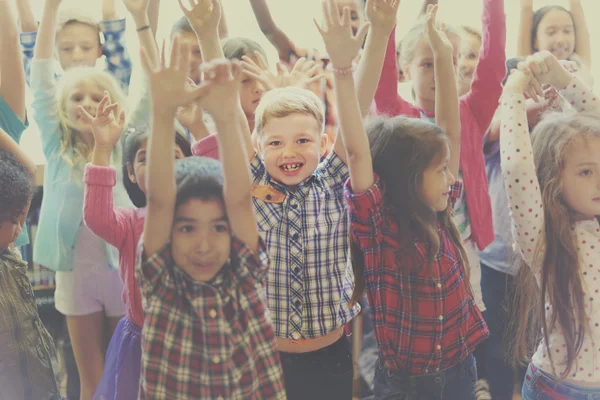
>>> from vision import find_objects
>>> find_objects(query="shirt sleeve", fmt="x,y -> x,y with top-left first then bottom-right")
318,151 -> 349,193
558,74 -> 600,113
99,19 -> 132,90
462,0 -> 507,136
191,134 -> 220,160
344,175 -> 385,251
135,240 -> 175,300
30,58 -> 63,157
499,93 -> 543,268
83,164 -> 133,251
250,154 -> 268,185
0,96 -> 28,143
231,236 -> 270,284
19,31 -> 37,87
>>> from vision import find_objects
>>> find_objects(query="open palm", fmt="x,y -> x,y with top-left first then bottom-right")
122,0 -> 150,16
79,93 -> 125,149
178,0 -> 221,39
364,0 -> 399,34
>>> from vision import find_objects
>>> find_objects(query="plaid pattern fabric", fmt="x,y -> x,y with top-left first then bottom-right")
345,175 -> 489,375
250,152 -> 360,340
20,18 -> 132,91
135,237 -> 285,400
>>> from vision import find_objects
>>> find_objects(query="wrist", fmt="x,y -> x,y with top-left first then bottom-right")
91,146 -> 113,166
194,28 -> 219,41
133,14 -> 150,28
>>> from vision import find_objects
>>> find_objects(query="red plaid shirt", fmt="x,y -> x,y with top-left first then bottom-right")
345,175 -> 488,375
136,237 -> 285,399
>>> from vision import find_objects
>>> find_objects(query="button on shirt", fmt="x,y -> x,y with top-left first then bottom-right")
345,175 -> 489,375
250,152 -> 360,339
136,237 -> 285,399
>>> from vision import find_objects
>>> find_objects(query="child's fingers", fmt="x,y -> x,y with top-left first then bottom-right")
355,23 -> 370,44
160,39 -> 168,69
97,95 -> 110,115
185,80 -> 215,103
322,0 -> 333,28
292,57 -> 306,71
305,74 -> 325,85
305,63 -> 321,77
341,6 -> 351,28
313,18 -> 326,36
231,60 -> 244,81
78,106 -> 95,125
104,103 -> 120,116
254,51 -> 269,71
178,43 -> 191,72
240,69 -> 263,83
241,55 -> 259,69
241,61 -> 262,75
177,0 -> 190,14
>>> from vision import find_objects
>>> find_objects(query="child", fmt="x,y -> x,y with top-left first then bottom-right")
31,0 -> 131,397
136,37 -> 285,399
322,2 -> 488,397
371,0 -> 506,312
17,0 -> 132,90
0,0 -> 30,249
517,0 -> 591,70
0,134 -> 62,400
81,96 -> 190,399
458,26 -> 481,96
500,52 -> 600,398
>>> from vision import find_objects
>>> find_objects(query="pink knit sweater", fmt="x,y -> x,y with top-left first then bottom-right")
83,164 -> 146,327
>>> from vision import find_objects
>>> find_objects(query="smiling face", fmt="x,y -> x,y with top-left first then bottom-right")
458,31 -> 481,96
171,197 -> 231,282
534,9 -> 575,60
258,113 -> 327,187
56,22 -> 102,70
560,136 -> 600,220
405,35 -> 460,112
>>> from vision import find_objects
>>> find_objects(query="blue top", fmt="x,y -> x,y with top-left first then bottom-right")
0,96 -> 30,247
478,130 -> 517,275
30,58 -> 131,272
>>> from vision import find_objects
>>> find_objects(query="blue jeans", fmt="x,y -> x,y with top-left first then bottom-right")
373,355 -> 477,400
479,263 -> 516,400
522,363 -> 600,399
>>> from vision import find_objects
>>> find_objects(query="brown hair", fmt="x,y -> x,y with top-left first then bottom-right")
349,116 -> 470,306
511,111 -> 600,378
221,37 -> 268,62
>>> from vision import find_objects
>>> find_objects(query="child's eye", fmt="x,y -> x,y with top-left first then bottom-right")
178,225 -> 195,233
71,95 -> 83,102
269,140 -> 282,146
424,62 -> 433,68
579,169 -> 593,177
62,47 -> 73,52
297,138 -> 310,144
92,96 -> 103,103
242,79 -> 251,84
213,224 -> 229,233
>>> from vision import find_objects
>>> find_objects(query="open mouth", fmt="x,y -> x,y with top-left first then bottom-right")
280,163 -> 304,176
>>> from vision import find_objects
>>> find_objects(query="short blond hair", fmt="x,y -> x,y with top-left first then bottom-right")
57,7 -> 99,32
254,87 -> 325,137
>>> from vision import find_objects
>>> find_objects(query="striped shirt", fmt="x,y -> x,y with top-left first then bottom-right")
250,152 -> 360,340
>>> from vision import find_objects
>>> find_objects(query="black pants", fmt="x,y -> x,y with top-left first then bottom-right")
280,334 -> 353,400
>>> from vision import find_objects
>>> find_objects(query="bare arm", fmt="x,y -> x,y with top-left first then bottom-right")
516,0 -> 533,57
147,0 -> 160,35
0,127 -> 36,175
249,0 -> 294,62
178,0 -> 224,62
0,0 -> 27,123
124,0 -> 159,66
15,0 -> 37,33
569,0 -> 591,68
33,0 -> 62,60
102,0 -> 118,20
218,0 -> 228,38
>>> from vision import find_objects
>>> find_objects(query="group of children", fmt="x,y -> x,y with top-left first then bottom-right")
0,0 -> 599,399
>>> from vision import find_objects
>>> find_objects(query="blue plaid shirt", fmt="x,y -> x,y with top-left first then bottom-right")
250,151 -> 360,340
20,18 -> 132,91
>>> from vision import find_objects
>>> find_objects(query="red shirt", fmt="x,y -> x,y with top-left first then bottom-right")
345,175 -> 488,375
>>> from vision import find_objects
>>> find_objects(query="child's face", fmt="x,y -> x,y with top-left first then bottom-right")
534,10 -> 575,61
420,145 -> 456,212
171,197 -> 231,282
405,36 -> 460,107
126,140 -> 186,196
0,207 -> 28,251
64,80 -> 105,136
177,31 -> 203,84
56,22 -> 102,70
560,136 -> 600,220
239,65 -> 265,117
258,113 -> 327,188
458,32 -> 481,96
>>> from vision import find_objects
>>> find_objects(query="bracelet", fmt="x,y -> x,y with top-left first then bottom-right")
327,63 -> 356,76
136,25 -> 151,32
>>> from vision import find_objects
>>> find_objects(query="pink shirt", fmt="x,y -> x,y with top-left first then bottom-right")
375,0 -> 506,250
500,78 -> 600,382
191,134 -> 220,160
83,164 -> 146,327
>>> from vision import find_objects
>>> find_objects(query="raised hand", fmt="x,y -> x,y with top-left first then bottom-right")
241,53 -> 322,91
520,51 -> 574,92
140,36 -> 215,115
123,0 -> 150,22
314,0 -> 369,69
504,66 -> 539,102
424,5 -> 452,57
364,0 -> 400,35
198,59 -> 243,119
178,0 -> 221,39
79,92 -> 125,151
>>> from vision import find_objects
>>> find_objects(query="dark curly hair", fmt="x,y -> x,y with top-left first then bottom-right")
0,148 -> 34,221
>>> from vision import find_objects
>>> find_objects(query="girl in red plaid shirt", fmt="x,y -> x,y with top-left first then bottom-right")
316,1 -> 488,398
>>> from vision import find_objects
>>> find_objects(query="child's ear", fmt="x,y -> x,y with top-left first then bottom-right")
319,133 -> 329,156
97,44 -> 103,59
126,162 -> 136,184
403,63 -> 412,81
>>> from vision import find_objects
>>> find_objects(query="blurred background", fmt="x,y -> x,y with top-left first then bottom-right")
18,0 -> 600,164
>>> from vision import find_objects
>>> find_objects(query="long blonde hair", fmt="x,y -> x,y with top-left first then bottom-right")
512,111 -> 600,378
56,67 -> 126,171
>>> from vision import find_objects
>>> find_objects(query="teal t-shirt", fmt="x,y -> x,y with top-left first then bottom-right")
0,96 -> 30,247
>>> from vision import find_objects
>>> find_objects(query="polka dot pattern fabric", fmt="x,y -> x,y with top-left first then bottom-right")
500,77 -> 600,383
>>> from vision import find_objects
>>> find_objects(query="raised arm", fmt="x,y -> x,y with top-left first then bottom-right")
316,0 -> 373,192
124,0 -> 158,66
140,37 -> 214,257
569,0 -> 591,69
0,0 -> 27,123
516,0 -> 533,57
249,0 -> 294,62
15,0 -> 37,32
34,0 -> 62,60
426,5 -> 460,177
354,0 -> 400,117
102,0 -> 118,20
178,0 -> 224,62
0,127 -> 36,175
463,0 -> 506,137
421,0 -> 437,15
